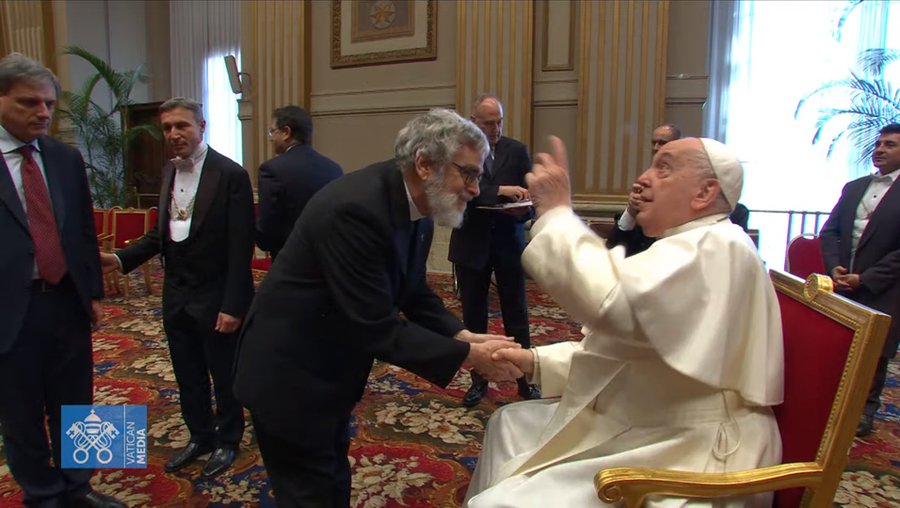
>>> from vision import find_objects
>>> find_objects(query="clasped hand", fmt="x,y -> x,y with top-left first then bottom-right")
456,330 -> 524,382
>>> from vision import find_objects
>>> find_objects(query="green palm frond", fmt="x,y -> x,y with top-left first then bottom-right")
795,46 -> 900,166
57,46 -> 151,207
858,49 -> 900,76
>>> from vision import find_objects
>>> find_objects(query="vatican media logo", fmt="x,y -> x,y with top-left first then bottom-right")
61,405 -> 147,469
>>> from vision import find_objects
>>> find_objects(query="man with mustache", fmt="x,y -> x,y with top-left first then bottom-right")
449,95 -> 540,407
466,136 -> 783,507
0,52 -> 126,508
101,98 -> 255,479
820,123 -> 900,437
234,108 -> 523,507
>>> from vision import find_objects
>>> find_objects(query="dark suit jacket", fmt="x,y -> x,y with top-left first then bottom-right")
448,136 -> 532,269
256,144 -> 343,258
606,203 -> 751,256
0,135 -> 103,354
117,147 -> 254,326
234,160 -> 469,418
821,175 -> 900,358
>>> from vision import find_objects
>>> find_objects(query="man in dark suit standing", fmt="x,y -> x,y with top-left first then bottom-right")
607,123 -> 750,255
449,95 -> 540,407
821,123 -> 900,437
256,105 -> 342,259
234,108 -> 523,507
101,98 -> 254,478
0,53 -> 125,507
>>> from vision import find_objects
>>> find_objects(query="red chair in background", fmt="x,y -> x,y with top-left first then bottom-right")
786,235 -> 826,280
109,208 -> 153,296
595,271 -> 890,507
251,201 -> 272,272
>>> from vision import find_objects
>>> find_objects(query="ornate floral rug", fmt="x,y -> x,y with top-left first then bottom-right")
0,264 -> 897,507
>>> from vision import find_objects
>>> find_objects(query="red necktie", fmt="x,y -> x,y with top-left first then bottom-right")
18,145 -> 68,284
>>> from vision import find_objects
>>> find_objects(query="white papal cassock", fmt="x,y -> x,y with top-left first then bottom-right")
465,208 -> 784,508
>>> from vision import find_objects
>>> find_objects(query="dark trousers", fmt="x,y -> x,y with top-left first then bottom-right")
252,406 -> 352,508
864,355 -> 891,417
456,251 -> 530,387
164,308 -> 244,449
0,277 -> 93,507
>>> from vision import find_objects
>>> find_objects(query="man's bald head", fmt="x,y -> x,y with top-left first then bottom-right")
471,95 -> 504,146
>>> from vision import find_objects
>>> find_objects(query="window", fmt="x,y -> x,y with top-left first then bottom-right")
204,53 -> 241,165
711,0 -> 899,269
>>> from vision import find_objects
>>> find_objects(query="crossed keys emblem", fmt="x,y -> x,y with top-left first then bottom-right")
66,409 -> 120,464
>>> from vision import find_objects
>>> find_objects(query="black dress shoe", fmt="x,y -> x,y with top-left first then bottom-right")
201,447 -> 236,479
856,414 -> 874,437
73,490 -> 127,508
463,380 -> 489,407
164,442 -> 213,472
518,382 -> 541,400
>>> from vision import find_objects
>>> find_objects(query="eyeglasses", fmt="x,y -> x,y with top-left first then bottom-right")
450,161 -> 483,185
266,127 -> 281,138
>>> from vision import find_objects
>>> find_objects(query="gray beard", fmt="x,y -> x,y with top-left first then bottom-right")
425,173 -> 467,228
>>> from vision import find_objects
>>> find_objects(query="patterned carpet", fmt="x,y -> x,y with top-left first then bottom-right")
0,263 -> 898,507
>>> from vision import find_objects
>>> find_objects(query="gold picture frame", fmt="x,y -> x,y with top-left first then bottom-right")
331,0 -> 437,68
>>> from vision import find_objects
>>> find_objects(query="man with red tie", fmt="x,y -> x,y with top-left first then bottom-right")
0,53 -> 125,507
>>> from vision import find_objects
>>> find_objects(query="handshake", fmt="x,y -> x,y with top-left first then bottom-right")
455,330 -> 535,383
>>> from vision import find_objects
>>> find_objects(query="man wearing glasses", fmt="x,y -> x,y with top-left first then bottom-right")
233,108 -> 523,506
449,95 -> 541,407
256,105 -> 342,259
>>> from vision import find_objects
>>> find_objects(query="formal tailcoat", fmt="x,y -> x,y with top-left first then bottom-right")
821,174 -> 900,357
116,147 -> 255,325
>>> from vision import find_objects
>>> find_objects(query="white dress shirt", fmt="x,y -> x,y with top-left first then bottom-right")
168,142 -> 208,242
851,168 -> 900,260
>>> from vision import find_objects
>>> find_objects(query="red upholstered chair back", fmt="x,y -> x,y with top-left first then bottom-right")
147,207 -> 159,231
111,208 -> 150,249
772,288 -> 853,507
93,208 -> 107,236
785,235 -> 825,279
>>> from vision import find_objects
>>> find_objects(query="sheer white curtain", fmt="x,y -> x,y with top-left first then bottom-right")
709,0 -> 899,269
169,0 -> 242,165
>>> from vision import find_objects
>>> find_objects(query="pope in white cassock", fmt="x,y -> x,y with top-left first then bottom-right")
464,136 -> 784,507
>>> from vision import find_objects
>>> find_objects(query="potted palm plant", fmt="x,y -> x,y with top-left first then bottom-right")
794,0 -> 899,167
56,46 -> 160,208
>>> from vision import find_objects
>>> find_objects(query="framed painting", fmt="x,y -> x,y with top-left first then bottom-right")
331,0 -> 437,68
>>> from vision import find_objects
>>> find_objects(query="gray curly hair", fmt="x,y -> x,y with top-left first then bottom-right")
394,108 -> 488,173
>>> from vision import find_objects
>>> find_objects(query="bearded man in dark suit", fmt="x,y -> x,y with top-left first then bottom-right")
0,53 -> 126,507
234,108 -> 523,507
256,105 -> 342,259
821,122 -> 900,437
101,98 -> 254,479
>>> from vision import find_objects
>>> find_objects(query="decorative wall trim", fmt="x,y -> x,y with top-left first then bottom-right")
575,0 -> 668,200
541,0 -> 575,72
456,0 -> 534,146
310,83 -> 455,115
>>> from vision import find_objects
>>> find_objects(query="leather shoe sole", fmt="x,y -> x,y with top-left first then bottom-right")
165,442 -> 214,472
463,381 -> 489,407
201,447 -> 237,479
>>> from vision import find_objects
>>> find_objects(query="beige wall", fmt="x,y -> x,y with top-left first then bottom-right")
9,0 -> 711,273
